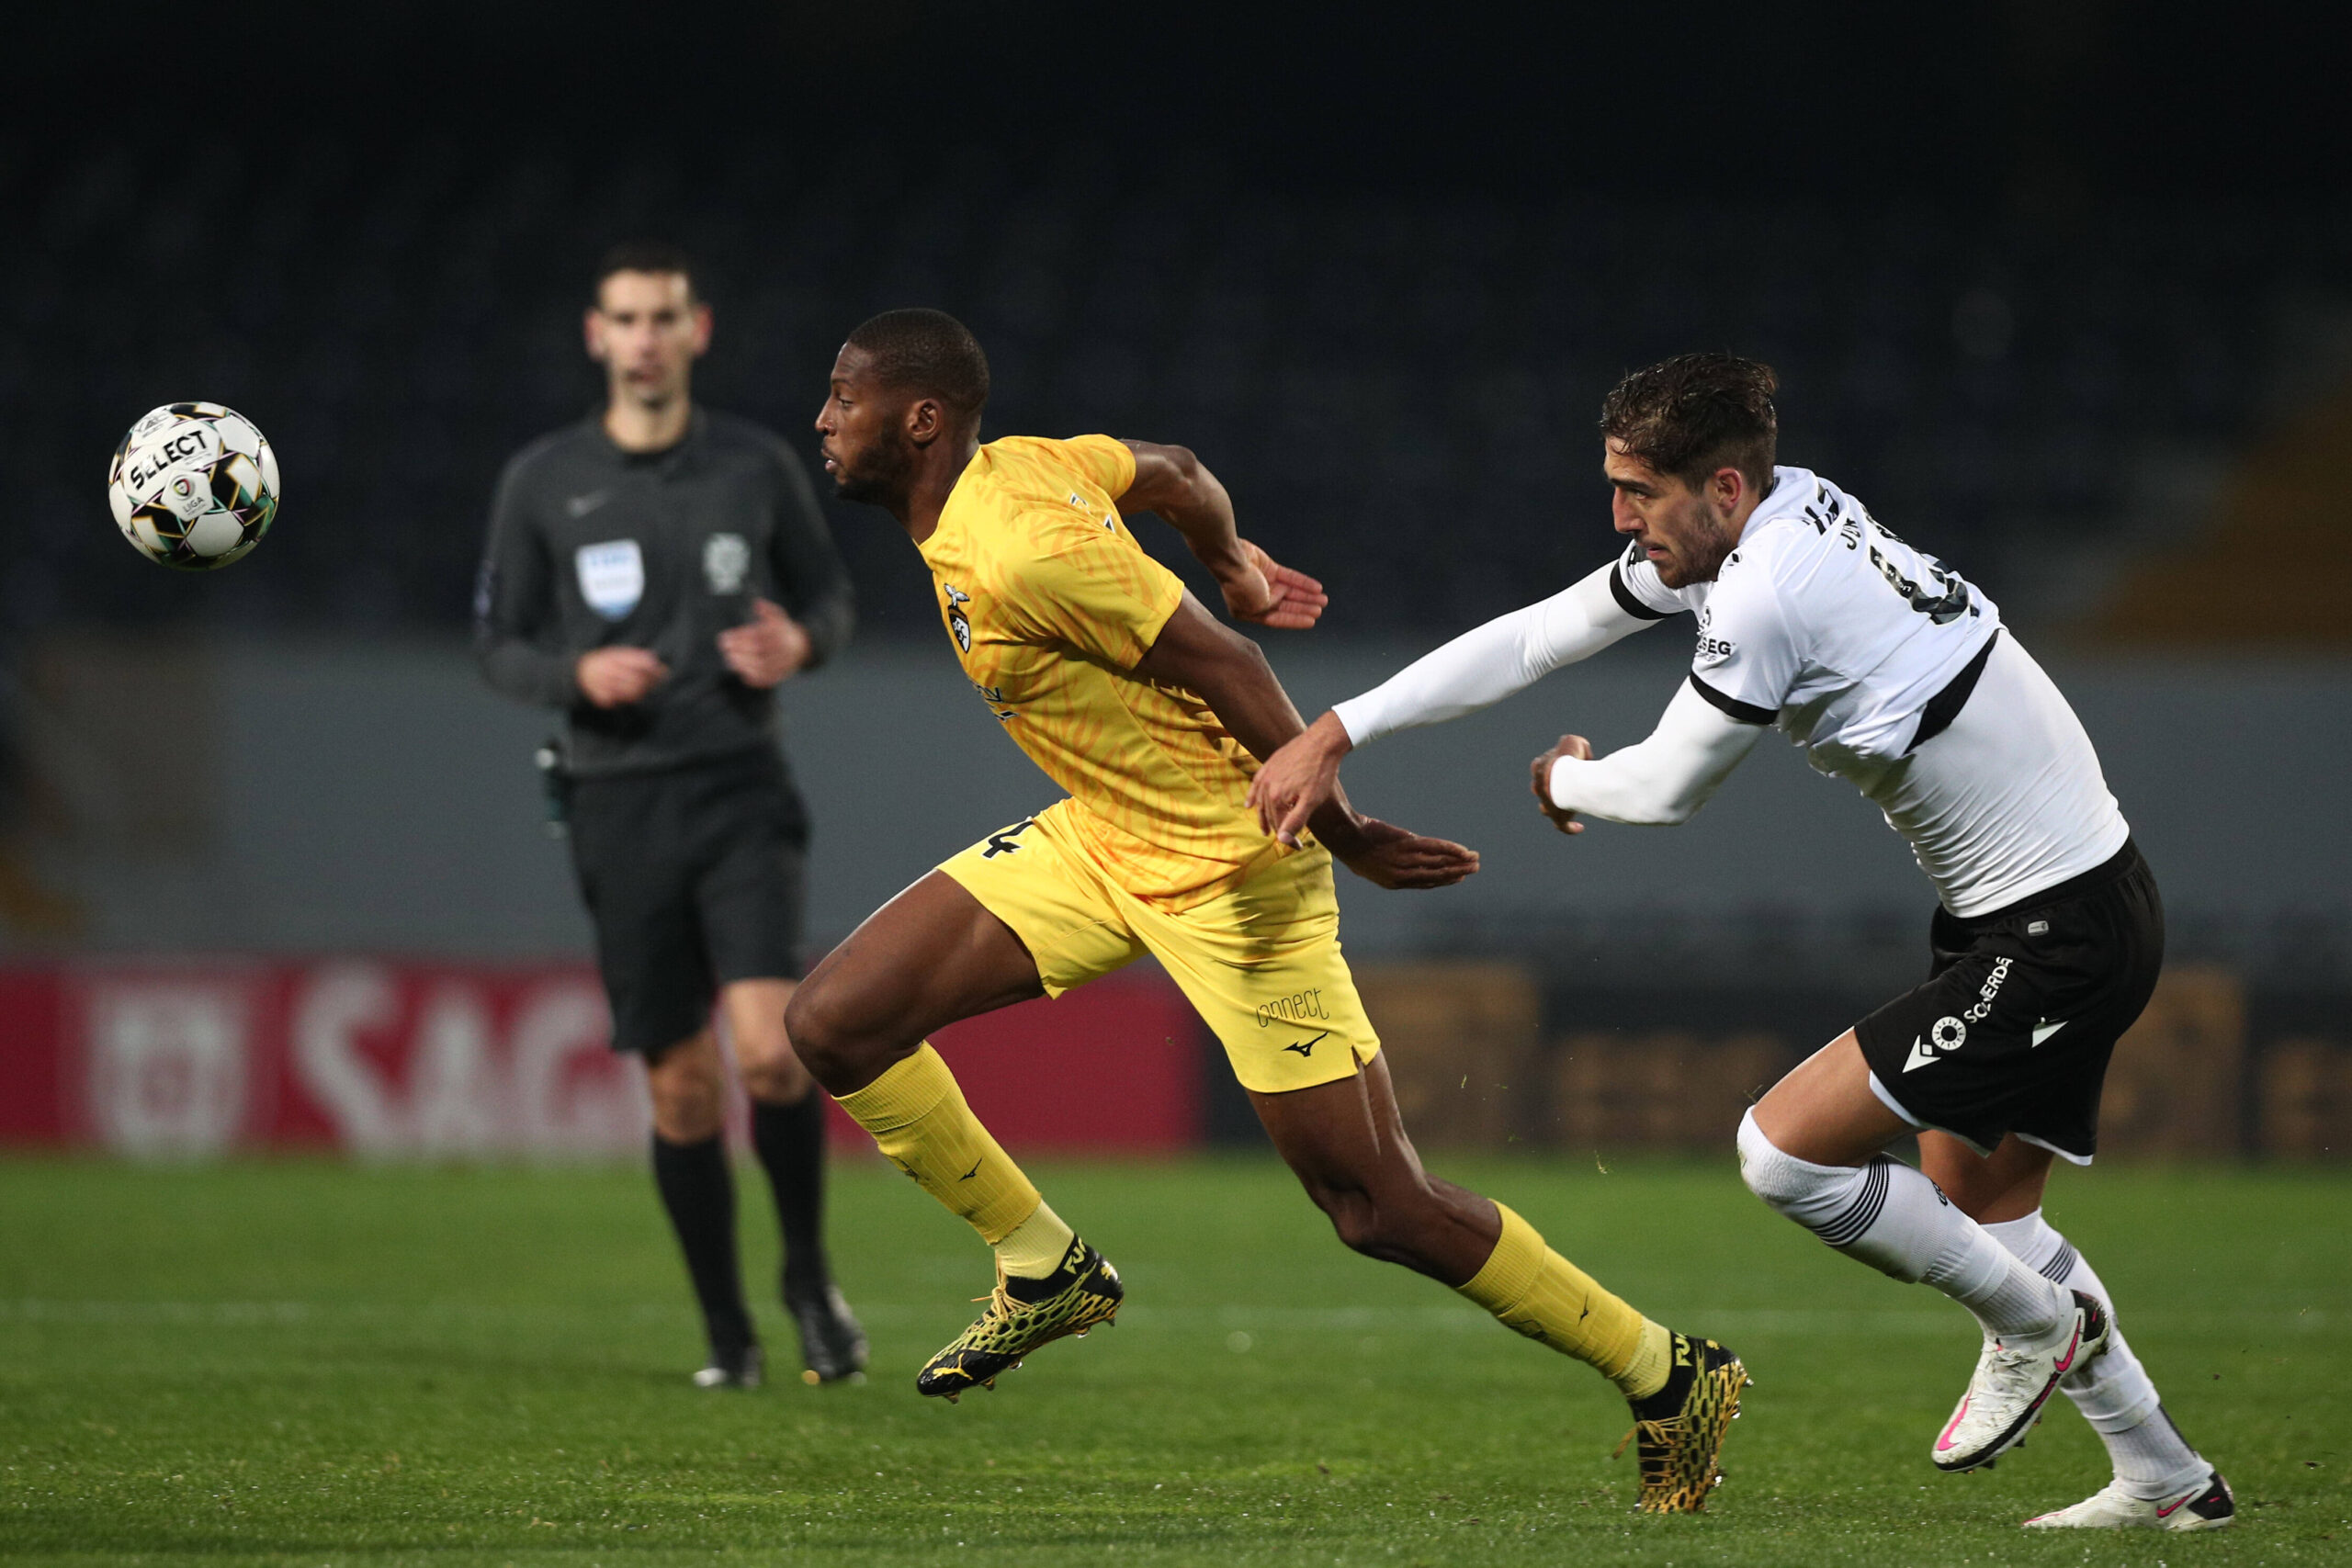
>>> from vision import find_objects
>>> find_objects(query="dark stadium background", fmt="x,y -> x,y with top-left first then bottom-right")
2,0 -> 2347,1160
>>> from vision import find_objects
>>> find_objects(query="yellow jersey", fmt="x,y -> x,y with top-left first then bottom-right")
918,434 -> 1282,906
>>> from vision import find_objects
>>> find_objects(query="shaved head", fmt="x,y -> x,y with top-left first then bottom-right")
842,309 -> 989,423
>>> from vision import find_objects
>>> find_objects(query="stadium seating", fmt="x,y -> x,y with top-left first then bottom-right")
10,136 -> 2348,638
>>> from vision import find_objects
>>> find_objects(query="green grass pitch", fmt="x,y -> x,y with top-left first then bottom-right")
3,1153 -> 2346,1565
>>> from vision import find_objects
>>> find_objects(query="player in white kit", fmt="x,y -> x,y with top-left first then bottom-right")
1247,354 -> 2232,1530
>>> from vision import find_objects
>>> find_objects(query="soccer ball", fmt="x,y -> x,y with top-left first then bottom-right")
107,402 -> 279,570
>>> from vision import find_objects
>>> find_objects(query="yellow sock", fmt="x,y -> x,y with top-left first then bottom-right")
995,1200 -> 1077,1280
1456,1203 -> 1668,1398
834,1044 -> 1042,1247
1619,1319 -> 1675,1402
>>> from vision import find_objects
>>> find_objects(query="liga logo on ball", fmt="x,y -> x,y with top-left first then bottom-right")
108,401 -> 279,570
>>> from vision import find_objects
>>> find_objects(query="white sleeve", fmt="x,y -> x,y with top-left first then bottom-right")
1685,560 -> 1801,724
1545,678 -> 1766,826
1609,537 -> 1685,617
1330,561 -> 1664,747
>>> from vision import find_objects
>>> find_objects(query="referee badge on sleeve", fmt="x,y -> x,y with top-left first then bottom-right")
576,539 -> 644,620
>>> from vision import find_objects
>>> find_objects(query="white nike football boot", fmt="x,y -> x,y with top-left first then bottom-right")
1932,1289 -> 2110,1472
2024,1471 -> 2234,1531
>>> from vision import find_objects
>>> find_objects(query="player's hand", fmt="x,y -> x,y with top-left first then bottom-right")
718,598 -> 813,689
1322,813 -> 1480,890
1531,734 -> 1593,835
1249,709 -> 1352,847
1218,540 -> 1329,630
576,646 -> 670,707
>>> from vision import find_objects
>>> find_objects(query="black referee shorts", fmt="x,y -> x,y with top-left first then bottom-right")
1854,840 -> 2164,1165
567,748 -> 810,1057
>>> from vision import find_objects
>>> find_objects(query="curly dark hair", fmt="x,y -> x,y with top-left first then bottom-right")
843,308 -> 990,421
1599,353 -> 1779,493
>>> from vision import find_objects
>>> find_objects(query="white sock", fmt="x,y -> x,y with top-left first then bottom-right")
1983,1210 -> 2208,1497
1737,1111 -> 2071,1342
2105,1409 -> 2211,1499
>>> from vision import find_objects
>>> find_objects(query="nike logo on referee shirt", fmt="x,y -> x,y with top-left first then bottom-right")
565,490 -> 610,518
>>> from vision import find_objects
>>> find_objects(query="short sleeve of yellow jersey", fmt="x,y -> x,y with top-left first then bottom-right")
1058,434 -> 1138,499
998,441 -> 1183,668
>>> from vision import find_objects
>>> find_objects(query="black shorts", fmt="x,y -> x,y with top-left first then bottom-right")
567,748 -> 810,1057
1854,840 -> 2163,1164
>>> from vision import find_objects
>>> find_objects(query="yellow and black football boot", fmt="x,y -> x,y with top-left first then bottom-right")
916,1237 -> 1124,1402
1617,1333 -> 1749,1513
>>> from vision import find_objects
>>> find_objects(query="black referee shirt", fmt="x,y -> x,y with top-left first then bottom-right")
474,408 -> 854,778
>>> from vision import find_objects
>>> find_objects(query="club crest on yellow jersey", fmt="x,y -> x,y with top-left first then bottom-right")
944,582 -> 973,652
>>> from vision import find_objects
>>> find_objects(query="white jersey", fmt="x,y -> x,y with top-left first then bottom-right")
1611,466 -> 2129,915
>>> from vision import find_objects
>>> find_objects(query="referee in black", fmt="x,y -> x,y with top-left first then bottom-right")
476,242 -> 864,1388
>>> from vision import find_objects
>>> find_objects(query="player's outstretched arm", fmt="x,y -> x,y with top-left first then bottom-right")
1533,681 -> 1766,833
1248,560 -> 1660,845
1133,592 -> 1477,890
1118,440 -> 1328,629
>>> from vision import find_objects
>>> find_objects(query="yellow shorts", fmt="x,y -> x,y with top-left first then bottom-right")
938,799 -> 1381,1094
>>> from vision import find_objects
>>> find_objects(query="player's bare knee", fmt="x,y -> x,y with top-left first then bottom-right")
1316,1188 -> 1421,1263
1919,1135 -> 2051,1223
779,980 -> 844,1070
742,1043 -> 818,1104
1299,1182 -> 1379,1253
733,1023 -> 812,1103
1925,1167 -> 1999,1220
648,1069 -> 725,1144
780,980 -> 888,1091
1327,1200 -> 1389,1258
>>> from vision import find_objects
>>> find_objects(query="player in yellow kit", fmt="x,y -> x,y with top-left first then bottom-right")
789,309 -> 1746,1511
